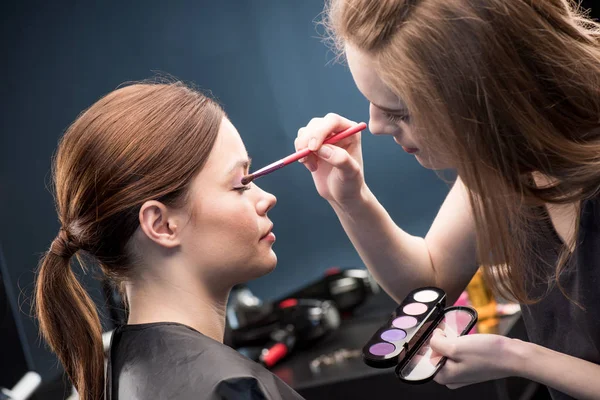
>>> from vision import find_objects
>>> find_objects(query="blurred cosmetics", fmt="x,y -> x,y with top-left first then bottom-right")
466,268 -> 499,333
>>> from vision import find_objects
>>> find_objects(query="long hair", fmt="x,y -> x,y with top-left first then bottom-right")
324,0 -> 600,302
35,81 -> 224,399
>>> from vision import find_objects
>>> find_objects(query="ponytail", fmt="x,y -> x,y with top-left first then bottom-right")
35,228 -> 104,400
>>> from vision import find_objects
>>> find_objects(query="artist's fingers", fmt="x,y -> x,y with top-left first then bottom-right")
296,114 -> 357,153
295,132 -> 317,170
433,359 -> 465,386
305,153 -> 318,172
429,329 -> 459,359
295,130 -> 308,163
315,145 -> 361,180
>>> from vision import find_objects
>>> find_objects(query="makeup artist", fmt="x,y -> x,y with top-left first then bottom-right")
295,1 -> 600,399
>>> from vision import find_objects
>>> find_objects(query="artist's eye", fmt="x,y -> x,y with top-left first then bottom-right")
384,112 -> 410,124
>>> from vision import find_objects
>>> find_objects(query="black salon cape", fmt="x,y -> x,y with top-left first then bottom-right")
105,322 -> 305,400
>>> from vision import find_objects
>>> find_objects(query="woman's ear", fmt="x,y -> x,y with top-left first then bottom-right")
138,200 -> 181,249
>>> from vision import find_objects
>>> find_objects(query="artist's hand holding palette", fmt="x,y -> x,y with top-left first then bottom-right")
362,287 -> 477,384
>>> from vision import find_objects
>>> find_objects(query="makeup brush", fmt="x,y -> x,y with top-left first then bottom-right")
241,122 -> 367,185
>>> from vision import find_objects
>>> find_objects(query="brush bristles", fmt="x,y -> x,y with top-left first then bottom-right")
241,175 -> 254,185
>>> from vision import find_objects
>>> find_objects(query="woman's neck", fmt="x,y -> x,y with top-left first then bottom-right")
125,271 -> 230,343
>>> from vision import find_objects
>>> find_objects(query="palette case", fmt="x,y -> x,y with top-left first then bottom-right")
362,286 -> 478,384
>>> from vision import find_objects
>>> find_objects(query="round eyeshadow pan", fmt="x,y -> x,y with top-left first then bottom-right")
413,289 -> 439,303
392,316 -> 418,329
369,342 -> 396,356
403,303 -> 428,316
381,329 -> 407,342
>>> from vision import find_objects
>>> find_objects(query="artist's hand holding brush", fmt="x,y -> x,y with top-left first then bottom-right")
295,113 -> 369,208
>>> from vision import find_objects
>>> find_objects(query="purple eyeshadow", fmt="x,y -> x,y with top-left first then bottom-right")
369,342 -> 396,356
381,329 -> 407,342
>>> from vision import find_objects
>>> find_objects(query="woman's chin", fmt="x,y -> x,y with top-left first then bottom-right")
262,252 -> 278,274
245,252 -> 277,281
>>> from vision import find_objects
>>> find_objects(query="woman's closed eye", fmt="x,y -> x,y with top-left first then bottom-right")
233,185 -> 251,193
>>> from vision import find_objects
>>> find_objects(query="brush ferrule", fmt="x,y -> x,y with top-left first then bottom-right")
253,161 -> 285,177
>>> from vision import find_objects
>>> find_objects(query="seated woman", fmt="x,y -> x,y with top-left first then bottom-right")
34,81 -> 304,400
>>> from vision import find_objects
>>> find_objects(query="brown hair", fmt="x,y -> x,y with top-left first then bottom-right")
324,0 -> 600,302
35,81 -> 224,399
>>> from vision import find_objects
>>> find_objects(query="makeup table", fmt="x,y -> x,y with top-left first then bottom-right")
271,291 -> 547,400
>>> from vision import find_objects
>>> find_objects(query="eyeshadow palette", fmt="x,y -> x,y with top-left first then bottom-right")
362,286 -> 477,384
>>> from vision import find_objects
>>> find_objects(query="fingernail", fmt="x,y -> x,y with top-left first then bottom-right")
318,145 -> 332,159
299,157 -> 306,163
309,138 -> 317,151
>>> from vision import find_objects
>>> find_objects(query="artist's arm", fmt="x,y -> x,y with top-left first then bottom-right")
430,330 -> 600,400
296,114 -> 479,305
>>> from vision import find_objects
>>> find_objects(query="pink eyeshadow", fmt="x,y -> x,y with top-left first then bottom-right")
403,303 -> 428,316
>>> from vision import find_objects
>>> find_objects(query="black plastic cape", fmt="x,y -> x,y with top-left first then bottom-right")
105,322 -> 305,400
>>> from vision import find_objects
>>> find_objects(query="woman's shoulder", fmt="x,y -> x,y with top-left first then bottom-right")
108,322 -> 304,400
110,321 -> 253,373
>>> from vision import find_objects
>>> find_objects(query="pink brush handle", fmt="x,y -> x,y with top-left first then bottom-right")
281,122 -> 367,165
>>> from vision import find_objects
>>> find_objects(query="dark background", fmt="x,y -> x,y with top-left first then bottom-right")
1,0 -> 597,396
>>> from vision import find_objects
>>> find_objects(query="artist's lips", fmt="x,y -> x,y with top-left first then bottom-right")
393,137 -> 419,153
402,147 -> 419,154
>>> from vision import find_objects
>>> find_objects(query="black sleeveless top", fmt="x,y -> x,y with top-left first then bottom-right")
105,322 -> 304,400
521,197 -> 600,400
